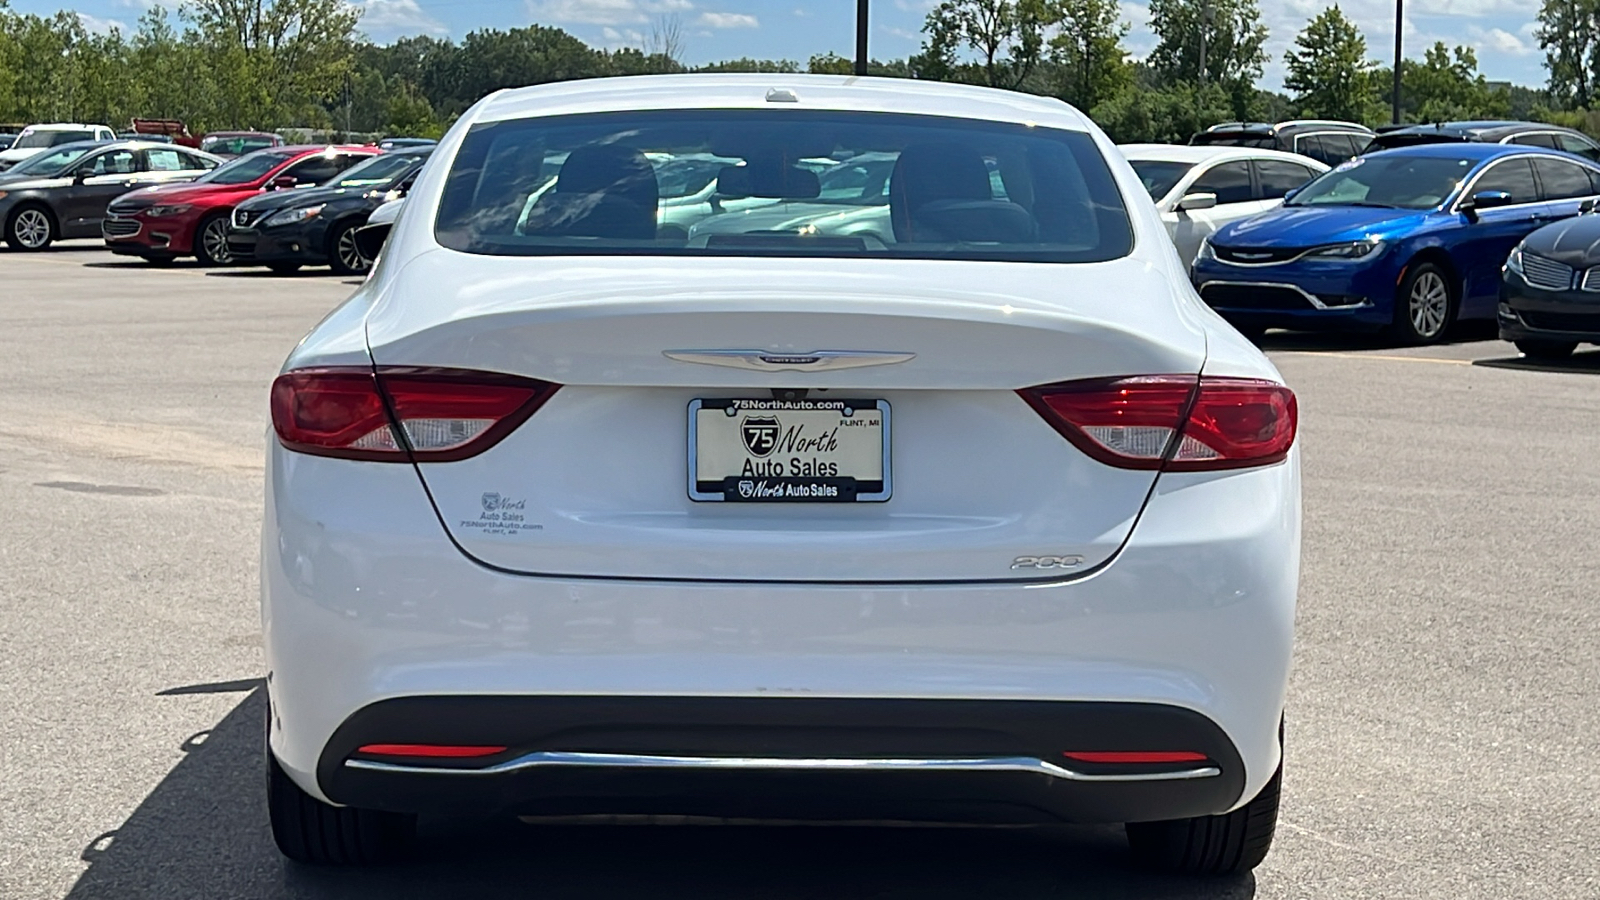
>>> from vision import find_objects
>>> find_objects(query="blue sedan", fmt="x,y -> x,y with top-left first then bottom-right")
1190,143 -> 1600,342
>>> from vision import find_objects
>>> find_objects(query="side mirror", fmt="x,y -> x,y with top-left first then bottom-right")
1581,198 -> 1599,215
1175,191 -> 1218,212
1282,186 -> 1302,203
270,175 -> 297,190
72,169 -> 91,184
1462,190 -> 1512,221
352,222 -> 391,261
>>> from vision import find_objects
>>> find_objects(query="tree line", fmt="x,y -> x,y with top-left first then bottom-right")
0,0 -> 1591,143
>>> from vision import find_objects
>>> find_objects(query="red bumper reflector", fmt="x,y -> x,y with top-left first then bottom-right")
356,744 -> 508,758
1063,751 -> 1209,764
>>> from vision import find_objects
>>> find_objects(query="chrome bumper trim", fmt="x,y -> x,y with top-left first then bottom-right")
345,751 -> 1222,783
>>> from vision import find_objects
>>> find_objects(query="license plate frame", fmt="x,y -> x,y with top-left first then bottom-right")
687,398 -> 891,503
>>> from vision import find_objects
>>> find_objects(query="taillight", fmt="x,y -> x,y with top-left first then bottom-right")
1021,375 -> 1296,471
270,367 -> 559,462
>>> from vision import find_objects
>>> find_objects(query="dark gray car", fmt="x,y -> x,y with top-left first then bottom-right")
0,140 -> 222,250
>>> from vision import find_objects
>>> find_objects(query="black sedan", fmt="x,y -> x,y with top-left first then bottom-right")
1500,208 -> 1600,358
226,148 -> 429,274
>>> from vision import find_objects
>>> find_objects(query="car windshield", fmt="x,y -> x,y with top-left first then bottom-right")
436,109 -> 1133,263
1127,160 -> 1195,200
9,145 -> 95,176
14,130 -> 95,150
1192,133 -> 1275,150
330,152 -> 423,189
202,135 -> 279,156
197,149 -> 296,185
1285,155 -> 1475,210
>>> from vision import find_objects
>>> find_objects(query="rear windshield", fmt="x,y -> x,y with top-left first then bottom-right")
1191,133 -> 1275,149
202,135 -> 279,156
1128,160 -> 1195,201
14,130 -> 96,149
435,109 -> 1133,263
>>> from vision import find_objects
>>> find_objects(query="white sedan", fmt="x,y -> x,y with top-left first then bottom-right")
263,74 -> 1300,875
1120,144 -> 1329,266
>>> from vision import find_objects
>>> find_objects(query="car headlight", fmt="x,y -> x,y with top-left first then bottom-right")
1196,238 -> 1215,261
264,204 -> 324,228
1305,239 -> 1384,260
143,204 -> 191,218
1505,244 -> 1524,276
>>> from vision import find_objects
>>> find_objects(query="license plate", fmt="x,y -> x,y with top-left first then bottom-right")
688,398 -> 890,502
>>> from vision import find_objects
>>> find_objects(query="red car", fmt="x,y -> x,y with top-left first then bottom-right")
102,145 -> 378,265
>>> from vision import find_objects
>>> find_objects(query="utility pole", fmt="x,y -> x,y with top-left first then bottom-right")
855,0 -> 869,76
1198,0 -> 1210,87
1392,0 -> 1403,124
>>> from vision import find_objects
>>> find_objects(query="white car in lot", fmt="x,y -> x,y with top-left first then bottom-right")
1120,144 -> 1329,267
263,74 -> 1300,874
0,123 -> 117,171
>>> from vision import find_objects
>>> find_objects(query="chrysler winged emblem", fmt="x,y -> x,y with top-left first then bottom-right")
664,350 -> 915,372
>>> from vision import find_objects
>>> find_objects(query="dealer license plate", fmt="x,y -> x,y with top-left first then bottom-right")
688,398 -> 890,502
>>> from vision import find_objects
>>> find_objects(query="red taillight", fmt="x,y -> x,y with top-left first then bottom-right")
1063,751 -> 1210,764
1021,375 -> 1296,471
356,744 -> 508,758
271,367 -> 559,462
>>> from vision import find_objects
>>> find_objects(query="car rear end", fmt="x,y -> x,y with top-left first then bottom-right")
263,76 -> 1299,866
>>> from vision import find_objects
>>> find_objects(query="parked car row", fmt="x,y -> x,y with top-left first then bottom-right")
1190,118 -> 1600,166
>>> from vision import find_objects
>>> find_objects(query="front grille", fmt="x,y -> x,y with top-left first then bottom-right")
102,217 -> 140,238
1581,268 -> 1600,292
232,208 -> 259,228
1199,282 -> 1314,310
1522,253 -> 1575,291
1211,245 -> 1305,265
226,237 -> 256,260
1520,310 -> 1600,333
106,200 -> 146,217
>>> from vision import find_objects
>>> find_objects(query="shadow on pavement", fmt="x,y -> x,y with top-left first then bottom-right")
204,269 -> 337,279
64,687 -> 1256,900
1472,347 -> 1600,374
1256,320 -> 1499,353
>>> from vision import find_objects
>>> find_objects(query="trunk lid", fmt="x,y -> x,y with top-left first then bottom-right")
363,251 -> 1207,582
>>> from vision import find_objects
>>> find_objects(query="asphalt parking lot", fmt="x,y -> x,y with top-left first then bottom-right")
2,243 -> 1598,900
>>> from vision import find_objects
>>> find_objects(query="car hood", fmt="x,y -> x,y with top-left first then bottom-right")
117,180 -> 251,206
236,184 -> 374,214
1212,204 -> 1437,248
1519,214 -> 1600,267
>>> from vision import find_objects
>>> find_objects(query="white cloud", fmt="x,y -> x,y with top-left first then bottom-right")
697,11 -> 758,29
793,7 -> 809,16
357,0 -> 448,37
882,25 -> 920,42
599,24 -> 646,44
528,0 -> 692,26
1473,26 -> 1532,57
1410,0 -> 1528,15
77,12 -> 128,33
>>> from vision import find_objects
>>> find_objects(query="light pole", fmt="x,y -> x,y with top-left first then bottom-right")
855,0 -> 869,76
1392,0 -> 1403,124
1198,0 -> 1211,88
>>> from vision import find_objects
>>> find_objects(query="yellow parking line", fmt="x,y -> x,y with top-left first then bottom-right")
1274,350 -> 1474,366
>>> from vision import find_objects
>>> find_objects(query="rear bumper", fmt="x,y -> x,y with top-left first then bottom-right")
263,445 -> 1299,821
317,696 -> 1244,824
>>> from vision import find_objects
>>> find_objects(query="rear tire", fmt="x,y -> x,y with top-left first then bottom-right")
1126,763 -> 1281,876
1389,261 -> 1455,344
193,212 -> 233,266
1514,338 -> 1577,360
267,748 -> 415,865
6,204 -> 56,251
268,261 -> 303,275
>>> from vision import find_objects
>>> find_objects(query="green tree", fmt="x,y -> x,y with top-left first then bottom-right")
915,0 -> 1052,90
1537,0 -> 1600,109
1399,42 -> 1509,121
693,57 -> 801,73
1146,0 -> 1269,109
181,0 -> 362,126
1090,80 -> 1235,143
1283,5 -> 1377,121
1047,0 -> 1130,110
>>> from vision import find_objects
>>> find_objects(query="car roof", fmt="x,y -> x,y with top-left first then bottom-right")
1362,141 -> 1594,164
205,131 -> 279,138
21,123 -> 108,131
1200,119 -> 1371,136
470,73 -> 1094,132
1118,144 -> 1326,165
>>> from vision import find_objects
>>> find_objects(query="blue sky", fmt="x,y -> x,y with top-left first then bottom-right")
40,0 -> 1550,92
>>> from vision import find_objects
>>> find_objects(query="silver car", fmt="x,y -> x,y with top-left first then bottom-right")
0,140 -> 222,250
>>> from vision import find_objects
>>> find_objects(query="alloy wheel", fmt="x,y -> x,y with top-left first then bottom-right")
335,226 -> 369,273
13,208 -> 51,249
1408,270 -> 1449,339
202,218 -> 232,265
